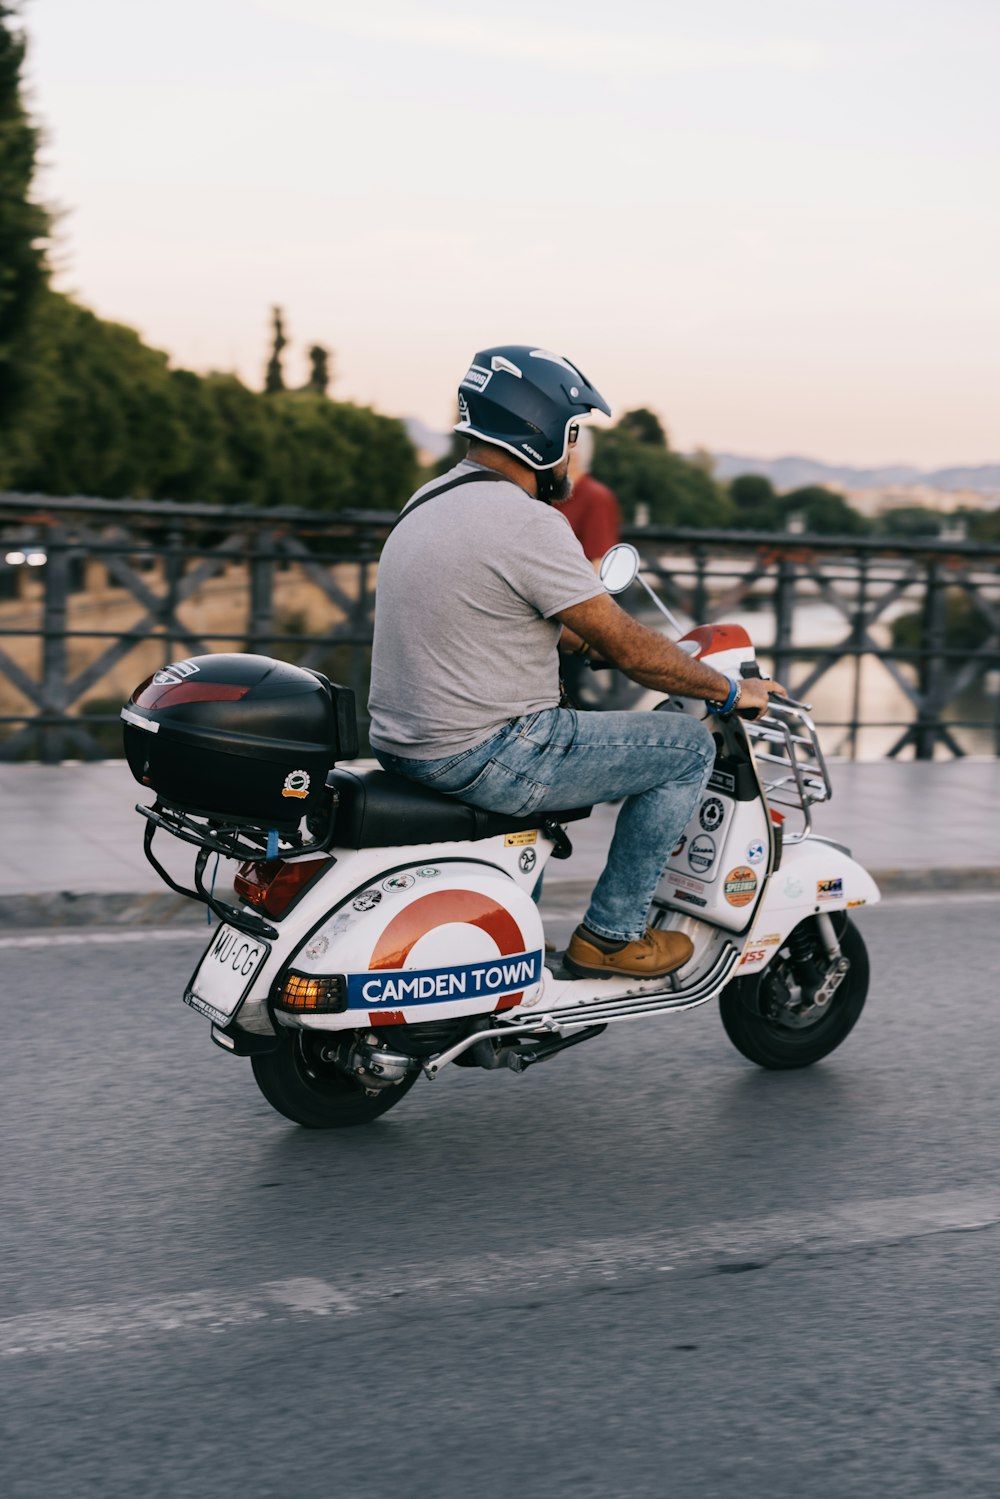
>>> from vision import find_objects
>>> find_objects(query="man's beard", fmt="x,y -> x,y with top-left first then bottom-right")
536,465 -> 572,503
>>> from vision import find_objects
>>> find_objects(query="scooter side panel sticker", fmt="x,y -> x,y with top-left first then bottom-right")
817,878 -> 844,900
699,796 -> 726,831
687,835 -> 716,875
353,889 -> 382,912
505,829 -> 537,847
348,950 -> 543,1010
365,888 -> 533,1012
724,866 -> 757,907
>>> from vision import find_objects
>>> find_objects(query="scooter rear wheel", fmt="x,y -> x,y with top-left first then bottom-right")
719,916 -> 869,1070
252,1029 -> 418,1128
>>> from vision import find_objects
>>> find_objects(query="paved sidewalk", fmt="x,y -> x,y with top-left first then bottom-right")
2,758 -> 999,927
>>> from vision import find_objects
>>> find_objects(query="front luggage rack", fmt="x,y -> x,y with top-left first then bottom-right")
744,698 -> 832,844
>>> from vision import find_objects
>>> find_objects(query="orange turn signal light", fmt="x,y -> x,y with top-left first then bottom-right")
275,972 -> 346,1013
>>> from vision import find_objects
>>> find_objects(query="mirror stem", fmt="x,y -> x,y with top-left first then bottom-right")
635,573 -> 685,635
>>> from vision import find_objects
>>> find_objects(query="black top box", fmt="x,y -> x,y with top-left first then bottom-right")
122,653 -> 358,829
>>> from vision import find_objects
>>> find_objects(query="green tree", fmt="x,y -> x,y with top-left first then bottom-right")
618,407 -> 668,447
0,2 -> 49,450
593,422 -> 733,528
869,505 -> 943,539
2,291 -> 417,509
729,473 -> 781,530
306,344 -> 331,396
780,484 -> 868,536
962,508 -> 1000,545
8,293 -> 185,497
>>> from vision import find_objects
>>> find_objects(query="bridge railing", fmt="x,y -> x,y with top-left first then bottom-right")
1,492 -> 999,762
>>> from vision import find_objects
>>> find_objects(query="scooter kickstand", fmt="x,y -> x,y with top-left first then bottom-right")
506,1025 -> 607,1072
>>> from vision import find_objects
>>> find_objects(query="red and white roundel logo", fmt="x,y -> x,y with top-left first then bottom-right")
367,889 -> 528,1014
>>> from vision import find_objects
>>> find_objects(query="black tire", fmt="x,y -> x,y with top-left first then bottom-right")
251,1028 -> 418,1128
719,917 -> 869,1070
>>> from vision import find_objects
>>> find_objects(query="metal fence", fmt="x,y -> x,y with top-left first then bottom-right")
2,491 -> 1000,762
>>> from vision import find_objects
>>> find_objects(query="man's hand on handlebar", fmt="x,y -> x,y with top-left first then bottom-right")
736,678 -> 788,719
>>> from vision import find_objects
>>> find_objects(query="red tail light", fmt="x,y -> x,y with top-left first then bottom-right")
234,857 -> 329,918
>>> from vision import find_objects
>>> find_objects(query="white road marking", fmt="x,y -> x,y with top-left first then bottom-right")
0,928 -> 206,949
3,1188 -> 998,1358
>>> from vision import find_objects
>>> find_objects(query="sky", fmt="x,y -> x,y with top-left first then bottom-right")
20,0 -> 1000,467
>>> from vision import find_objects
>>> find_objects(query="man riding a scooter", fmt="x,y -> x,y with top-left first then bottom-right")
368,344 -> 785,982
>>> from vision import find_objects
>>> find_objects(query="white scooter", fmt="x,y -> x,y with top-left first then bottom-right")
121,544 -> 879,1128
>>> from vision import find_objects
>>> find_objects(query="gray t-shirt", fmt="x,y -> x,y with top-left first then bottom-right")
368,461 -> 605,759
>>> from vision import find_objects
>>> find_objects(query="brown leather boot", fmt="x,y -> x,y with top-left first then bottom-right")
564,925 -> 694,979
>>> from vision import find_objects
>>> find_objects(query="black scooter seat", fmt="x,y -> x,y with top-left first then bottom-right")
328,767 -> 591,851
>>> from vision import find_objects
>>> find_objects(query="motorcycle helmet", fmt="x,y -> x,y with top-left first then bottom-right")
454,344 -> 611,471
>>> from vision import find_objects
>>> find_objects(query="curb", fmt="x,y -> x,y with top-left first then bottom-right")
4,866 -> 1000,931
0,890 -> 204,931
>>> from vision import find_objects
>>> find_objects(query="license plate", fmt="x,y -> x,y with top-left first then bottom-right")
185,924 -> 270,1024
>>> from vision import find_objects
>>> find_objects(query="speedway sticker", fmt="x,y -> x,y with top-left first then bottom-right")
348,950 -> 543,1009
724,866 -> 758,907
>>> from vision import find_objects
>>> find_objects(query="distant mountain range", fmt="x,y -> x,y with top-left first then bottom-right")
707,453 -> 1000,494
404,418 -> 453,461
403,420 -> 1000,494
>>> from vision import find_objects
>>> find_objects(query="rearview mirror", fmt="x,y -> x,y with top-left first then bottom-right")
598,543 -> 640,595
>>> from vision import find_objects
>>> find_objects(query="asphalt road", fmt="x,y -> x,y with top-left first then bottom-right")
2,894 -> 999,1499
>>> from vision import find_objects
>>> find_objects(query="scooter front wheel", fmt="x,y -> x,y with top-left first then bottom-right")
252,1029 -> 418,1128
719,916 -> 869,1070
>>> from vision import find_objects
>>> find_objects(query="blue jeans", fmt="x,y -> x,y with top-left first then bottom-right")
376,707 -> 715,942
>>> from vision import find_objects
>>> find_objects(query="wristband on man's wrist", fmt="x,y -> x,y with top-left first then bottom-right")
575,640 -> 591,657
708,676 -> 741,715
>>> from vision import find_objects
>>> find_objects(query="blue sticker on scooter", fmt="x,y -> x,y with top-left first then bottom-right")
747,840 -> 765,865
348,949 -> 543,1008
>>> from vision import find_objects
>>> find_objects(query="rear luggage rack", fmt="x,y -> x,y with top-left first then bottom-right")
136,792 -> 337,864
745,698 -> 832,844
136,793 -> 340,939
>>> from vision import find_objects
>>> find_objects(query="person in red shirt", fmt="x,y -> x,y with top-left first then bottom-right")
553,424 -> 621,566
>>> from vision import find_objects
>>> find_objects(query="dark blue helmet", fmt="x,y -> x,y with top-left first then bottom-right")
454,344 -> 611,471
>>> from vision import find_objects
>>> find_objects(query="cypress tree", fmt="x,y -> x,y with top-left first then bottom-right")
263,305 -> 286,394
0,2 -> 49,427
